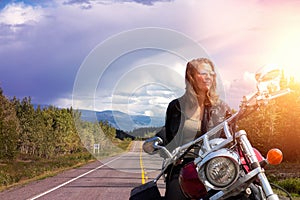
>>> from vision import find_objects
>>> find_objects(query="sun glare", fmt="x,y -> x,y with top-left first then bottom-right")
268,26 -> 300,81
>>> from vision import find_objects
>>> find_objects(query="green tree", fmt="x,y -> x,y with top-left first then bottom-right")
238,77 -> 300,161
14,97 -> 36,155
0,88 -> 20,159
274,78 -> 300,161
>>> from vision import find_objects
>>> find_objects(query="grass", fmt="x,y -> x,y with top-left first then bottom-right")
272,178 -> 300,198
0,151 -> 94,191
265,161 -> 300,198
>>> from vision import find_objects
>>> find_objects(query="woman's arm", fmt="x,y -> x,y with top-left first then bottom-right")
155,99 -> 181,146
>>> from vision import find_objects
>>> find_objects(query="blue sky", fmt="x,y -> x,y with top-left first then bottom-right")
1,0 -> 300,118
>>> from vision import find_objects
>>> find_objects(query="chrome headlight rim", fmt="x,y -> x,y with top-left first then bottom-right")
197,149 -> 240,190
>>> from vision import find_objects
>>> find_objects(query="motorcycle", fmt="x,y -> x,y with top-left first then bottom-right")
130,66 -> 292,200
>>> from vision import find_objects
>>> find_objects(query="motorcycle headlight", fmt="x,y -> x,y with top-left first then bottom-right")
197,149 -> 239,190
205,157 -> 238,188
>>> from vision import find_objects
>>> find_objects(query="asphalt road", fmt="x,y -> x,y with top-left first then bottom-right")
0,141 -> 165,200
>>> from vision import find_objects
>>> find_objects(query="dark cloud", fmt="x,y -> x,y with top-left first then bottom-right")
63,0 -> 92,9
122,0 -> 173,6
0,22 -> 92,105
64,0 -> 90,3
62,0 -> 173,8
0,44 -> 79,104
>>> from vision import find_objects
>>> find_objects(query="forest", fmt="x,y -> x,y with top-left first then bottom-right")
238,76 -> 300,162
0,88 -> 122,161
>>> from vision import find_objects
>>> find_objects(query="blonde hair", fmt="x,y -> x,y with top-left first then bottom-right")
184,58 -> 219,106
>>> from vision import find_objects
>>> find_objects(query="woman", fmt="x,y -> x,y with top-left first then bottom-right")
157,58 -> 231,199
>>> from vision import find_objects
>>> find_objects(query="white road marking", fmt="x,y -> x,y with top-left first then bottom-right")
28,156 -> 123,200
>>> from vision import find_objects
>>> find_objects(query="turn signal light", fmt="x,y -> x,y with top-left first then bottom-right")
267,148 -> 283,165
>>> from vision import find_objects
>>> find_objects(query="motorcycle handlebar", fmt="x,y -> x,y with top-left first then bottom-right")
267,88 -> 291,100
242,88 -> 291,107
236,88 -> 291,121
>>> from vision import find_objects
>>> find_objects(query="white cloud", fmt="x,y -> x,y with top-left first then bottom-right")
144,110 -> 154,116
243,71 -> 256,84
54,97 -> 73,108
225,71 -> 257,109
108,83 -> 178,115
0,3 -> 44,28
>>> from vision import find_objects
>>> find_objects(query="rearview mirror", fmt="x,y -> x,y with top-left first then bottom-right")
143,137 -> 163,154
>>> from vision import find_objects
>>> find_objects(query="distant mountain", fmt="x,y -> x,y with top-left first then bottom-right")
32,104 -> 164,131
79,109 -> 164,131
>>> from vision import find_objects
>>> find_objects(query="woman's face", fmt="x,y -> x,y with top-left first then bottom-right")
194,62 -> 215,92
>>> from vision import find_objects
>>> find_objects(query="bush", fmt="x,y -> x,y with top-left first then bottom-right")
275,178 -> 300,196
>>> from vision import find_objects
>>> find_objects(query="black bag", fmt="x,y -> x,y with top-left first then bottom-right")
129,181 -> 162,200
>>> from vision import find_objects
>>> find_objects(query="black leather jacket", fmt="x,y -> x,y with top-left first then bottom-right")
157,98 -> 231,147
